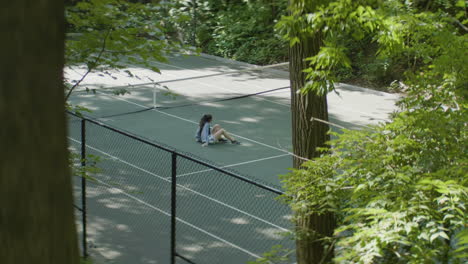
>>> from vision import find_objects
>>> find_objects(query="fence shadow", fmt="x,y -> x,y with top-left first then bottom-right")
69,112 -> 295,264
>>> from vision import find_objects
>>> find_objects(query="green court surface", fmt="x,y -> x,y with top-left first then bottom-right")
67,53 -> 399,263
70,91 -> 294,187
67,54 -> 399,187
68,112 -> 294,264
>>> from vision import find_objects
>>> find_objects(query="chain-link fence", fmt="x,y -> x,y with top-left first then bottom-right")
68,112 -> 294,264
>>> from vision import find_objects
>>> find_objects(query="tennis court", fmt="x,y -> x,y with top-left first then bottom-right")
68,113 -> 294,264
66,53 -> 399,263
67,53 -> 399,188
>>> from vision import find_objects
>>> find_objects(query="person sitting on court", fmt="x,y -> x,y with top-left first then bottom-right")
195,114 -> 240,146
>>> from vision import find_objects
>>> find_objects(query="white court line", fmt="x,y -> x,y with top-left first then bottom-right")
90,174 -> 263,259
94,90 -> 306,159
69,57 -> 391,120
68,137 -> 289,232
150,60 -> 291,108
174,153 -> 290,180
150,60 -> 392,119
68,62 -> 290,108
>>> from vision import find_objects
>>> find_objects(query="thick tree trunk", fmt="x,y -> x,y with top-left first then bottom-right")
290,36 -> 330,168
289,1 -> 335,263
0,1 -> 80,264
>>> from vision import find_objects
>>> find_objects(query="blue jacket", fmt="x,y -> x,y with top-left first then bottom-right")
195,122 -> 214,143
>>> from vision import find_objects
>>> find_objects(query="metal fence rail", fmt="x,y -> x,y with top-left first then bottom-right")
68,112 -> 294,264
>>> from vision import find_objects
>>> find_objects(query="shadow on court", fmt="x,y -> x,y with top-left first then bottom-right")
68,123 -> 294,264
66,53 -> 399,264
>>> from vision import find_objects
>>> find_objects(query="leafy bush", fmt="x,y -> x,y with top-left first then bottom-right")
275,0 -> 468,263
283,77 -> 467,263
167,0 -> 288,65
333,36 -> 407,90
207,1 -> 287,64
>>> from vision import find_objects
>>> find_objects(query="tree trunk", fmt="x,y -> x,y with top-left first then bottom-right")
289,1 -> 335,263
290,36 -> 330,168
0,1 -> 80,263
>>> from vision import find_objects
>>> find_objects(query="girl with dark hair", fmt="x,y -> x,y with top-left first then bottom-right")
195,114 -> 240,146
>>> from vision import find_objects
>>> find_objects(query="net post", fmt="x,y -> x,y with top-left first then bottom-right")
170,152 -> 177,264
80,119 -> 88,258
153,82 -> 157,108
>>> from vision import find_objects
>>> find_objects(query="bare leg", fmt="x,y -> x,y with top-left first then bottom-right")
211,124 -> 224,140
211,124 -> 221,134
212,124 -> 229,140
213,128 -> 235,142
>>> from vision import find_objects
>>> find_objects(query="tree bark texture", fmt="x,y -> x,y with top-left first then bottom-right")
289,35 -> 330,168
0,1 -> 80,264
289,1 -> 335,263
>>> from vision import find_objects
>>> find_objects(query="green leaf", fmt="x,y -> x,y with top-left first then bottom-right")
456,0 -> 466,8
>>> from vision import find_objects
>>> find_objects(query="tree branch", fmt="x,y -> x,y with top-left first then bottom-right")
65,29 -> 112,101
451,17 -> 468,33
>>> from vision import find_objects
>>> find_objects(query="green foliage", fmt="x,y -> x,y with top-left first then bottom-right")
283,79 -> 467,262
277,0 -> 468,93
209,1 -> 287,64
283,154 -> 344,216
277,0 -> 383,94
66,0 -> 171,67
65,0 -> 192,99
166,0 -> 288,65
330,35 -> 403,90
69,150 -> 101,183
80,257 -> 94,264
65,0 -> 191,202
303,44 -> 351,95
247,245 -> 295,264
277,1 -> 468,262
149,0 -> 193,43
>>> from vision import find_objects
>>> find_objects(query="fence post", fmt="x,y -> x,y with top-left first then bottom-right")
170,152 -> 177,264
81,119 -> 88,258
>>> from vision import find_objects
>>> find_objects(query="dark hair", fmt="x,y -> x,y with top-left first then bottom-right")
199,114 -> 212,130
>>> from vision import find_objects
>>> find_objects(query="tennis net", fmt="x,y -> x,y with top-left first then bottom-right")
69,62 -> 291,119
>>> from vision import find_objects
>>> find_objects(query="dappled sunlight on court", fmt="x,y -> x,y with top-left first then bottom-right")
99,196 -> 129,209
96,193 -> 155,215
227,217 -> 250,225
96,247 -> 122,260
239,117 -> 261,123
83,185 -> 108,199
115,224 -> 130,231
256,227 -> 286,240
181,244 -> 204,253
67,53 -> 399,264
86,216 -> 120,237
221,120 -> 241,125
